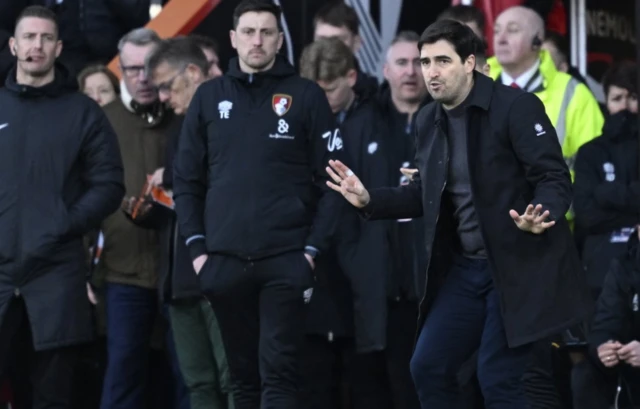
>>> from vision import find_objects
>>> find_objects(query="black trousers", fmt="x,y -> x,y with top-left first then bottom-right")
348,299 -> 420,409
299,300 -> 420,409
0,297 -> 78,409
200,252 -> 314,409
299,335 -> 352,409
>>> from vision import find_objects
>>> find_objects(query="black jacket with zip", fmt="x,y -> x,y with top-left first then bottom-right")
574,110 -> 640,298
0,64 -> 124,350
173,56 -> 344,261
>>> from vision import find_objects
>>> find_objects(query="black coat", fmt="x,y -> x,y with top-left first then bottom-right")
376,82 -> 430,302
305,95 -> 393,351
574,110 -> 640,297
362,72 -> 592,348
588,234 -> 640,392
159,116 -> 200,303
0,65 -> 124,350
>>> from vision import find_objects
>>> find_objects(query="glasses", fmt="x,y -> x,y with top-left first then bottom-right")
121,64 -> 146,78
154,69 -> 185,94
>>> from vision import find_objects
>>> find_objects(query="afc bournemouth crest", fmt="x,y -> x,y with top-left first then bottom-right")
272,94 -> 292,116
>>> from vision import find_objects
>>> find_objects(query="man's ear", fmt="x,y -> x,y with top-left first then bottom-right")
8,37 -> 15,56
229,30 -> 237,50
55,39 -> 62,58
346,68 -> 358,88
352,34 -> 362,54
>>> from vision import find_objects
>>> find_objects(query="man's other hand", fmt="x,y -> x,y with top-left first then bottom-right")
326,160 -> 370,208
509,204 -> 555,234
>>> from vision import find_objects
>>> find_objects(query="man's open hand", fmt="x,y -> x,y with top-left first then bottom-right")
326,160 -> 370,209
509,204 -> 555,234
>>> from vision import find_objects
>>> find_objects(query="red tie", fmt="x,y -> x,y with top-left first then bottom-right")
510,82 -> 520,89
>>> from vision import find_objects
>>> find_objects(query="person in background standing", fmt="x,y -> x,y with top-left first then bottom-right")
0,5 -> 124,408
78,64 -> 119,107
146,37 -> 233,409
573,61 -> 639,300
189,34 -> 224,79
173,1 -> 344,407
313,1 -> 378,99
98,27 -> 186,409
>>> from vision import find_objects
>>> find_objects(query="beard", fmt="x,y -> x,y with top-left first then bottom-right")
23,61 -> 55,78
240,51 -> 276,72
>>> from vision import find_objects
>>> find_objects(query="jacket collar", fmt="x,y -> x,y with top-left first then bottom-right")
226,54 -> 296,84
434,71 -> 493,124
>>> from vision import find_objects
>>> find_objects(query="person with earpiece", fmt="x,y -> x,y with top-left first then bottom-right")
0,5 -> 124,408
489,6 -> 603,199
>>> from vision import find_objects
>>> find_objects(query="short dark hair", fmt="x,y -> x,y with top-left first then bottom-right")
419,19 -> 481,63
145,37 -> 209,76
233,0 -> 282,31
602,61 -> 637,97
314,1 -> 359,36
299,37 -> 355,82
189,34 -> 219,56
437,5 -> 485,34
15,5 -> 59,36
544,31 -> 568,63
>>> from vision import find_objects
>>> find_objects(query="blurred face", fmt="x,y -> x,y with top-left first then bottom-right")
230,12 -> 283,73
463,21 -> 483,39
201,47 -> 223,78
316,70 -> 357,113
83,72 -> 117,106
384,41 -> 426,105
493,10 -> 536,67
151,62 -> 205,115
606,85 -> 638,115
542,40 -> 568,72
314,22 -> 360,54
10,17 -> 62,78
120,42 -> 157,105
475,59 -> 490,76
420,40 -> 474,108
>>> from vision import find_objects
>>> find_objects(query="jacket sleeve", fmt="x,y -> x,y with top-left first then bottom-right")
173,87 -> 208,261
507,92 -> 572,221
588,259 -> 630,361
303,83 -> 346,254
361,177 -> 424,221
67,108 -> 125,236
573,143 -> 640,234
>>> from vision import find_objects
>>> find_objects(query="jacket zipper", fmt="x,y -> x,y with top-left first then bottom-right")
416,122 -> 449,329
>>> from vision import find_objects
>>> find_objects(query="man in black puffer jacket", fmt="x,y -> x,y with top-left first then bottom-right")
0,6 -> 123,407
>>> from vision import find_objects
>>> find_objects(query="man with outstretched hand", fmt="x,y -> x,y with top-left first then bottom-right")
327,19 -> 591,409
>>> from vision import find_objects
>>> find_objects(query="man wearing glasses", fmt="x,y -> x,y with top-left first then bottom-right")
98,28 -> 185,409
146,37 -> 233,409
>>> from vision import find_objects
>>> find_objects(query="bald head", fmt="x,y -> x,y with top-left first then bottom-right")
493,6 -> 544,77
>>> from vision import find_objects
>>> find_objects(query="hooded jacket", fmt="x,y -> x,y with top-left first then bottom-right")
574,110 -> 640,297
0,64 -> 124,349
174,56 -> 344,261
